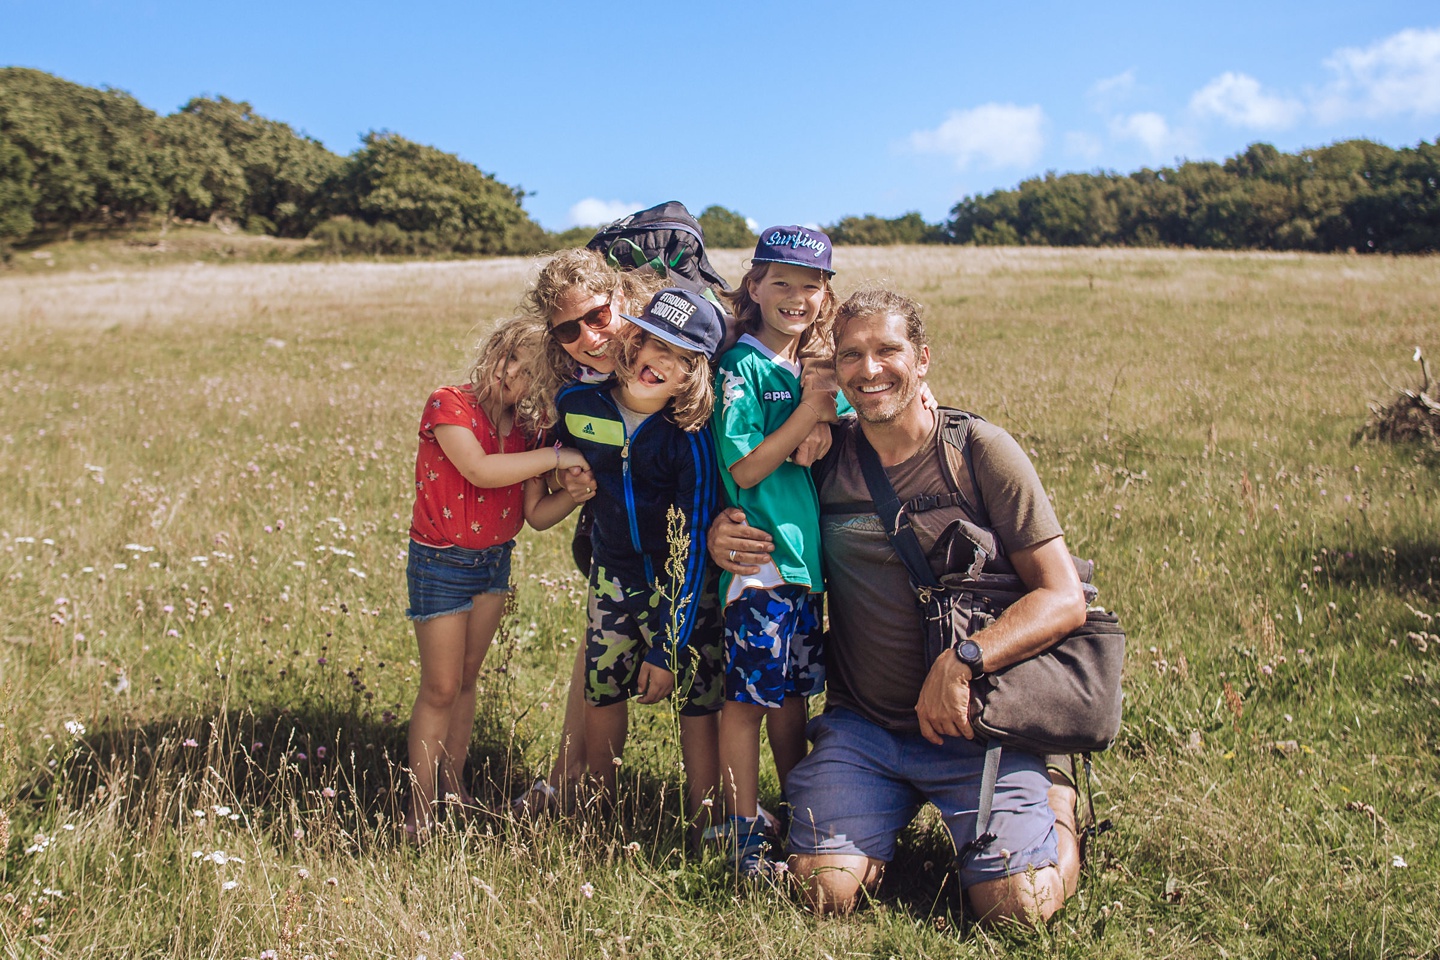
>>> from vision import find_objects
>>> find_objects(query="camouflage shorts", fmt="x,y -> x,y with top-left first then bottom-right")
584,563 -> 724,716
723,584 -> 825,708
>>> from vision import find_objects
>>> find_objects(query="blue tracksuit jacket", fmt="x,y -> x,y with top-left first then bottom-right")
553,382 -> 719,667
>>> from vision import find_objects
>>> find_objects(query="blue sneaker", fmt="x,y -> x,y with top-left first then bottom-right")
721,815 -> 787,881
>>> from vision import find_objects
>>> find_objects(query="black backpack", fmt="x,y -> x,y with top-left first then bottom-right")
586,201 -> 732,304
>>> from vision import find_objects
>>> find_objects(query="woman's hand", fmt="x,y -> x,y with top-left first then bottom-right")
557,464 -> 597,502
708,507 -> 775,575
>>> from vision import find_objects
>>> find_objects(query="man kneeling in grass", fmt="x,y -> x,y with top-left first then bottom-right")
711,289 -> 1085,925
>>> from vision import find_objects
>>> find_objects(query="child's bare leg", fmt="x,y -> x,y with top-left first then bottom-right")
542,644 -> 589,806
718,700 -> 767,819
765,696 -> 808,795
678,711 -> 720,844
407,612 -> 469,834
438,592 -> 507,806
584,700 -> 629,801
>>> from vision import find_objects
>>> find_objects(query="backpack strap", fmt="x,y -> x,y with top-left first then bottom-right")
853,427 -> 941,590
954,739 -> 1002,865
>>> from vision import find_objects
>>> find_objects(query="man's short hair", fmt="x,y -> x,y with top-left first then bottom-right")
833,289 -> 928,352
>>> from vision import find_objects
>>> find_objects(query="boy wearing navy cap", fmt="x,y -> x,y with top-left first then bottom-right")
550,288 -> 727,842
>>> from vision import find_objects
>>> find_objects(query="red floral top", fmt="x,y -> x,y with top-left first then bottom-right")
409,386 -> 538,549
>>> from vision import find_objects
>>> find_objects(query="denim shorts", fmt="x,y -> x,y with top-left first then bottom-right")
785,708 -> 1058,888
405,539 -> 514,622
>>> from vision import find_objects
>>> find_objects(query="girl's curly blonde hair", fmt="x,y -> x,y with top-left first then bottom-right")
611,327 -> 715,432
721,261 -> 839,362
466,314 -> 547,437
522,247 -> 668,428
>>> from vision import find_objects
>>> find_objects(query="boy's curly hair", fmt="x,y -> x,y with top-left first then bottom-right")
466,314 -> 547,437
612,327 -> 715,432
523,247 -> 667,428
721,261 -> 839,362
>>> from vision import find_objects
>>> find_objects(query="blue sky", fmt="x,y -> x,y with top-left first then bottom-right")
3,1 -> 1438,233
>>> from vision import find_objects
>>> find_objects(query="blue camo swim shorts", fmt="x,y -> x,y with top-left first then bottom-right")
722,584 -> 825,708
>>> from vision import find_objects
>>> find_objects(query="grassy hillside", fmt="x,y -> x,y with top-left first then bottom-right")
1,247 -> 1436,958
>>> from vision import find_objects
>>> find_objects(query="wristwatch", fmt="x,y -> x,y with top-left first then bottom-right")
954,640 -> 985,678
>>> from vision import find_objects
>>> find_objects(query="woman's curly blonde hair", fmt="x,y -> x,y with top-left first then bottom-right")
522,247 -> 667,428
465,314 -> 547,437
611,327 -> 715,432
721,261 -> 839,362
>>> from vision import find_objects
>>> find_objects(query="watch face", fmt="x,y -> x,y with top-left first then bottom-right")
959,641 -> 981,661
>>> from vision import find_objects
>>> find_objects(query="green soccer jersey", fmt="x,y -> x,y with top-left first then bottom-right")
712,334 -> 838,607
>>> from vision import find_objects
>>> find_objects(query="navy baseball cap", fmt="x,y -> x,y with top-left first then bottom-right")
623,288 -> 726,360
752,225 -> 834,275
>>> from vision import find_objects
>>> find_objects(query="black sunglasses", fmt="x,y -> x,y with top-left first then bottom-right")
549,295 -> 616,344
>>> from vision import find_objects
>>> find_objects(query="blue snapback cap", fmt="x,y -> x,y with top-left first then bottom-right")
622,288 -> 726,360
751,224 -> 834,275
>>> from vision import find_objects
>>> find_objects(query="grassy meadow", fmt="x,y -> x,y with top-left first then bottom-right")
1,246 -> 1437,959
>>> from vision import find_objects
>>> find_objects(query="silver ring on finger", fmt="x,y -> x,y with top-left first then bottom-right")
728,549 -> 737,562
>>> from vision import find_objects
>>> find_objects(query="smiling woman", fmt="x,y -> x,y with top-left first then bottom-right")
524,248 -> 669,431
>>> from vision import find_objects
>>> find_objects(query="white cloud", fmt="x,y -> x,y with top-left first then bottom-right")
1064,131 -> 1104,161
1088,69 -> 1137,108
1109,112 -> 1178,159
744,217 -> 759,233
909,103 -> 1046,170
1315,26 -> 1440,122
566,198 -> 639,228
1190,72 -> 1304,129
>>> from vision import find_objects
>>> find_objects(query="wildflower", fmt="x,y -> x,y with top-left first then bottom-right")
213,806 -> 231,817
252,741 -> 264,752
625,841 -> 641,854
297,868 -> 311,880
451,953 -> 465,960
221,880 -> 238,891
261,951 -> 278,960
325,877 -> 338,886
294,752 -> 308,762
166,629 -> 179,638
194,810 -> 206,818
293,828 -> 304,840
162,605 -> 174,614
1392,855 -> 1408,869
316,746 -> 328,760
1261,664 -> 1273,676
183,738 -> 198,748
316,657 -> 327,666
192,850 -> 205,858
63,720 -> 85,738
322,787 -> 337,799
418,931 -> 432,942
580,882 -> 595,899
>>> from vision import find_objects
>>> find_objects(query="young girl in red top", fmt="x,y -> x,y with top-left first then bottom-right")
405,315 -> 588,840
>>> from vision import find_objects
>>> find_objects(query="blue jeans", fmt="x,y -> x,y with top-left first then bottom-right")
405,539 -> 513,621
786,707 -> 1058,888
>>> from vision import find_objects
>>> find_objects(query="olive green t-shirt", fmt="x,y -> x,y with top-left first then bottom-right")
818,414 -> 1063,732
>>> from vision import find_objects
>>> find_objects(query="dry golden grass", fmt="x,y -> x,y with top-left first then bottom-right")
1,246 -> 1437,959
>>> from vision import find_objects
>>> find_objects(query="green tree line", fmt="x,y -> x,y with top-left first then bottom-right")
4,67 -> 1438,256
942,139 -> 1440,252
0,67 -> 546,255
